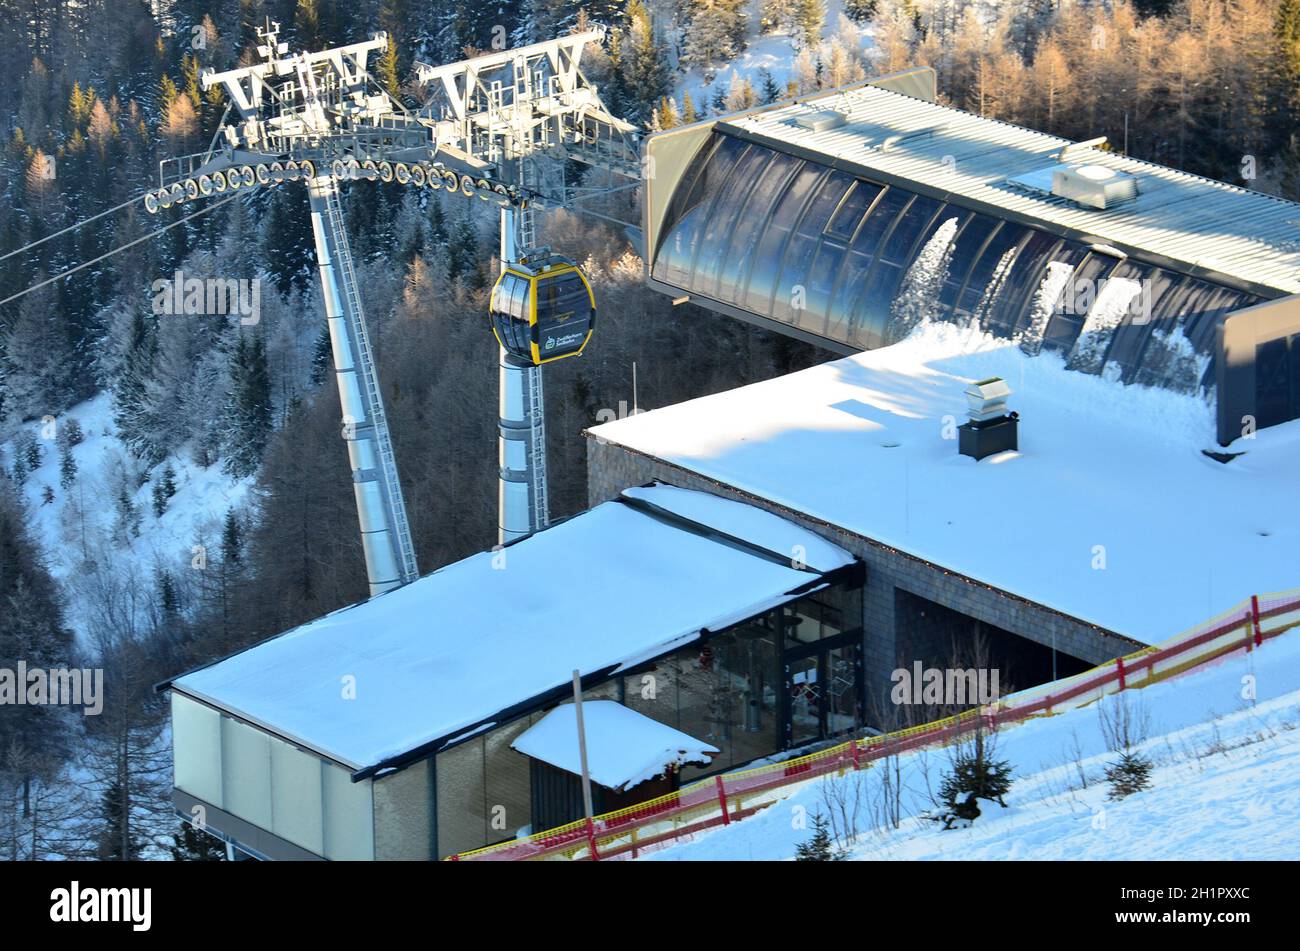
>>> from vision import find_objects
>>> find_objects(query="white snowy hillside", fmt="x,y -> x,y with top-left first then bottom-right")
648,631 -> 1300,861
0,393 -> 253,650
671,2 -> 876,117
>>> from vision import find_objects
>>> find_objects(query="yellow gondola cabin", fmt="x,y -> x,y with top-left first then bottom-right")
488,256 -> 596,365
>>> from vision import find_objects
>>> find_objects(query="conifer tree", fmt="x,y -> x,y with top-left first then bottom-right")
620,0 -> 671,123
220,335 -> 273,479
58,445 -> 77,491
681,89 -> 699,123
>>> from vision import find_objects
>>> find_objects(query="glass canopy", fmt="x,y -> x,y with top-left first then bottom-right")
652,132 -> 1261,395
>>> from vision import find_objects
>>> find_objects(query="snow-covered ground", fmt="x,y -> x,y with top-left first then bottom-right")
0,393 -> 253,650
649,627 -> 1300,860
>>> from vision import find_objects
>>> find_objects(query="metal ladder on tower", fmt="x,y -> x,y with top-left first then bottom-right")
320,183 -> 420,583
527,363 -> 548,529
515,180 -> 549,530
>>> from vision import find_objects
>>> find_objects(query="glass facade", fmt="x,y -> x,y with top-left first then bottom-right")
429,582 -> 864,856
652,132 -> 1262,396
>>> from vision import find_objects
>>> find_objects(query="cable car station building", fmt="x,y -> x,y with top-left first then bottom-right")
590,68 -> 1300,699
165,485 -> 861,860
165,68 -> 1300,861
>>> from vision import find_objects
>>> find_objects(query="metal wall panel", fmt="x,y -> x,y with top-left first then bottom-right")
221,717 -> 272,830
322,760 -> 374,860
171,694 -> 223,809
270,735 -> 324,854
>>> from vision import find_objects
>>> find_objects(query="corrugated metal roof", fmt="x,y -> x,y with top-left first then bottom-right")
719,85 -> 1300,296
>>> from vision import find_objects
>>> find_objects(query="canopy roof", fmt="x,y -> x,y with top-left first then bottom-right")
512,701 -> 719,791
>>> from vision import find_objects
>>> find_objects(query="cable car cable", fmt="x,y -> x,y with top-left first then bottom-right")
0,193 -> 147,264
0,195 -> 235,309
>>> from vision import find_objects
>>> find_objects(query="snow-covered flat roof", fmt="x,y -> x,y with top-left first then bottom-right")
588,322 -> 1300,643
512,701 -> 719,791
172,485 -> 853,772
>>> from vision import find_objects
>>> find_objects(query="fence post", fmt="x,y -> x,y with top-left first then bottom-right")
716,775 -> 731,825
1116,655 -> 1126,691
585,818 -> 600,861
1251,595 -> 1264,648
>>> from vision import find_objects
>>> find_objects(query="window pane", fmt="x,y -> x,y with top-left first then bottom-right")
880,194 -> 943,266
800,238 -> 848,333
788,655 -> 821,746
770,171 -> 855,325
825,643 -> 860,737
838,187 -> 911,338
652,135 -> 748,287
691,143 -> 765,293
715,151 -> 801,304
1041,253 -> 1120,354
985,230 -> 1062,338
852,196 -> 946,347
825,179 -> 883,241
742,161 -> 826,314
884,209 -> 967,344
937,214 -> 999,319
1091,260 -> 1154,382
847,186 -> 910,263
956,223 -> 1028,324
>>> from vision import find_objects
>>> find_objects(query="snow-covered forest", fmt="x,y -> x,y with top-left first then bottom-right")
1,0 -> 1299,860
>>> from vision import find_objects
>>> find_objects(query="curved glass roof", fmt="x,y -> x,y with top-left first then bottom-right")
652,132 -> 1260,394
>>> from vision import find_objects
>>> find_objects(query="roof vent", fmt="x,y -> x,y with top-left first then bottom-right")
795,110 -> 846,133
958,378 -> 1019,461
1051,164 -> 1138,209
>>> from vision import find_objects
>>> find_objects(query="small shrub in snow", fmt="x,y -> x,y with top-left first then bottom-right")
795,813 -> 847,861
1105,752 -> 1153,800
1099,694 -> 1152,800
935,730 -> 1013,829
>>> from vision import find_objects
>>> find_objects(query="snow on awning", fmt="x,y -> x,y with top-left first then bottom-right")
512,701 -> 719,791
171,484 -> 853,773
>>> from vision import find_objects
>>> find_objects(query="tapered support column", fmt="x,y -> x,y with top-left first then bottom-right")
498,205 -> 549,545
307,174 -> 418,595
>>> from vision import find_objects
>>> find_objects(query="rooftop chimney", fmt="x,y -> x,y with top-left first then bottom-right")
958,377 -> 1019,461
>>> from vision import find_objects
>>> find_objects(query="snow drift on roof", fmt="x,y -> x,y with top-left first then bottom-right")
172,484 -> 851,771
511,701 -> 719,791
